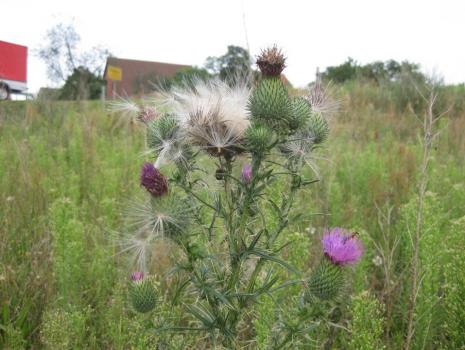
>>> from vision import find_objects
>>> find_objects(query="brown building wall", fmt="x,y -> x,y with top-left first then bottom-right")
104,57 -> 190,98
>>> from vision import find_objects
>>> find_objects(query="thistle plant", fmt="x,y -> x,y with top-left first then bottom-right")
129,272 -> 158,313
307,228 -> 363,301
117,46 -> 364,347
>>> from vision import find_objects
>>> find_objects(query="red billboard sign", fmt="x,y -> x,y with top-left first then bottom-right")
0,40 -> 28,83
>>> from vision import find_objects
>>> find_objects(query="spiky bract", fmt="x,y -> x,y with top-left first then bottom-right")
147,114 -> 193,168
289,97 -> 312,131
147,114 -> 179,149
248,78 -> 292,131
306,258 -> 344,301
129,277 -> 158,313
244,122 -> 276,155
308,112 -> 329,145
256,46 -> 286,77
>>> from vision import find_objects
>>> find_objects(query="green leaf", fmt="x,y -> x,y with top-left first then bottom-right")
186,303 -> 216,328
247,248 -> 300,276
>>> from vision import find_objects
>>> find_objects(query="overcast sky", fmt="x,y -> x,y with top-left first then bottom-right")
2,0 -> 464,93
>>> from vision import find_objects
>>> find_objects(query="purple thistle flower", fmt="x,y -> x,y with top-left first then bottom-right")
131,271 -> 144,281
321,228 -> 363,265
138,106 -> 159,124
140,163 -> 168,197
241,164 -> 253,184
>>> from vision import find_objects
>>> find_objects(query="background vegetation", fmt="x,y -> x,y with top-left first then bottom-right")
1,76 -> 464,348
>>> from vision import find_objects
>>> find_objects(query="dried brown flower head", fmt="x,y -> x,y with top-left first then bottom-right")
256,46 -> 286,77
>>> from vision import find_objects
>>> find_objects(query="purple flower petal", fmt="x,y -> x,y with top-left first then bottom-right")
241,164 -> 252,184
131,271 -> 144,281
321,227 -> 363,265
140,163 -> 168,197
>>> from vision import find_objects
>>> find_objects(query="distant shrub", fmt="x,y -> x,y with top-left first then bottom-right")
440,216 -> 465,349
40,306 -> 91,349
321,58 -> 425,86
348,291 -> 385,350
59,67 -> 105,100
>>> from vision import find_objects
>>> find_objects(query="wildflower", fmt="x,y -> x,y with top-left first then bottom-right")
372,255 -> 383,267
305,228 -> 362,301
249,46 -> 292,131
131,271 -> 144,281
321,228 -> 363,265
140,163 -> 168,197
138,106 -> 159,124
241,164 -> 252,184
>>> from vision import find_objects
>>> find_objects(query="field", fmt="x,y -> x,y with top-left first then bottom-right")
1,82 -> 465,349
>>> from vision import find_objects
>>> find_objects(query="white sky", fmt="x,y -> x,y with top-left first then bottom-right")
2,0 -> 464,93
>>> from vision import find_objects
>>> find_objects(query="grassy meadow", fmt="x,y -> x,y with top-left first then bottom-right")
1,83 -> 465,349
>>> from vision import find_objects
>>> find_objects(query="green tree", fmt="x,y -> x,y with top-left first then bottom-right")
37,22 -> 109,100
171,67 -> 211,87
321,57 -> 358,83
320,58 -> 425,85
205,45 -> 252,83
59,67 -> 105,100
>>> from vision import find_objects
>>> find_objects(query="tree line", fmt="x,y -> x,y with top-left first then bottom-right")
39,22 -> 436,101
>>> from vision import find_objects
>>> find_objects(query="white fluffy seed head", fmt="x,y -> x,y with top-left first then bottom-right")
280,132 -> 324,179
306,76 -> 340,119
160,78 -> 251,154
119,196 -> 193,271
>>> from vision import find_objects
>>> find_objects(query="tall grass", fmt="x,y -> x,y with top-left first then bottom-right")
1,82 -> 464,348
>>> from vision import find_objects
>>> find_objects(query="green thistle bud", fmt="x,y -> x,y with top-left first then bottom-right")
147,114 -> 179,150
306,258 -> 344,301
129,276 -> 158,313
289,97 -> 312,131
245,122 -> 276,155
308,112 -> 329,144
248,78 -> 292,131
